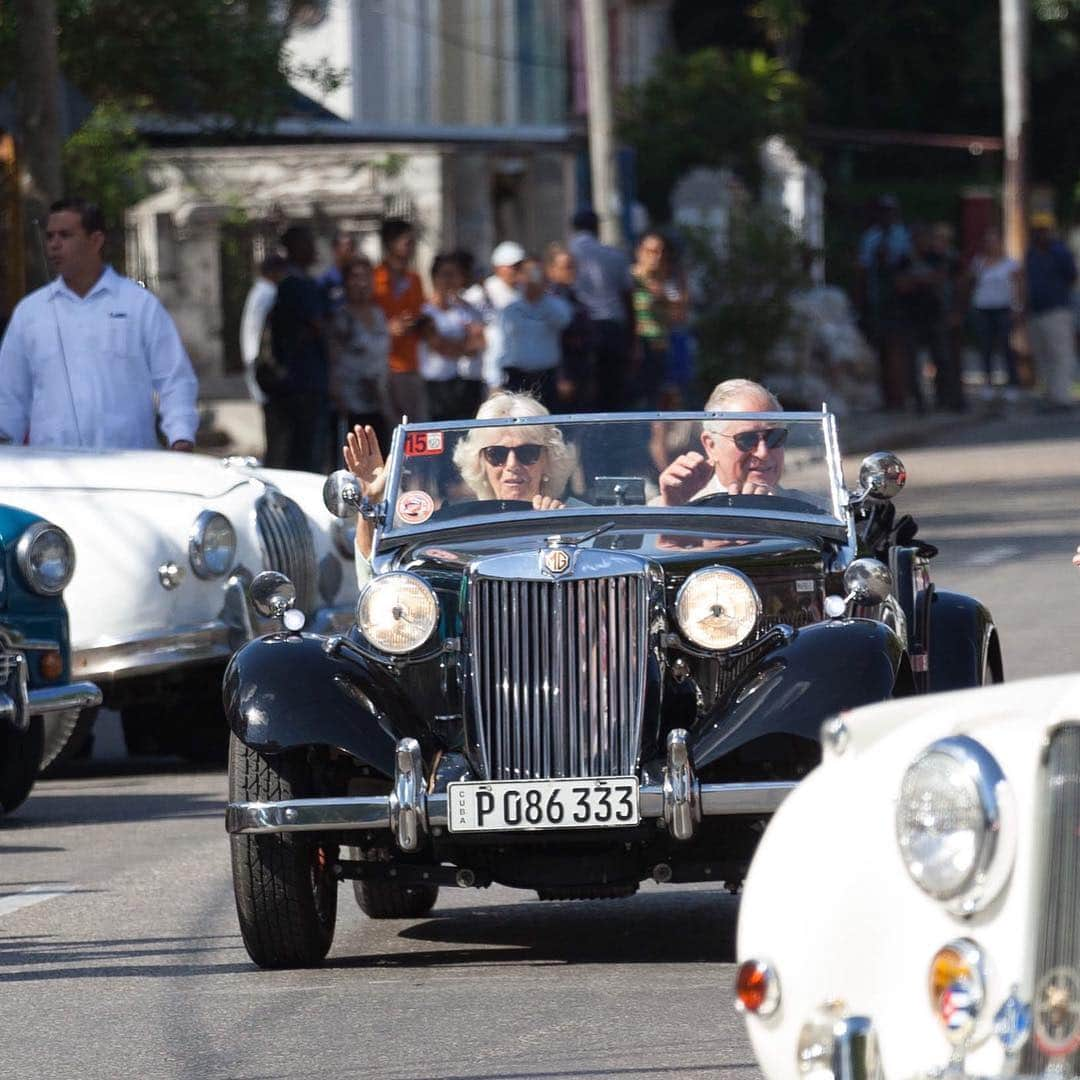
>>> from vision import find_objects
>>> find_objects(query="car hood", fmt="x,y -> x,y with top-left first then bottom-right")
0,446 -> 257,499
398,527 -> 823,576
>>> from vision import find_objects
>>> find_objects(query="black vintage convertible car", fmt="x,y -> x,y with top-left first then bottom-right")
224,411 -> 1002,968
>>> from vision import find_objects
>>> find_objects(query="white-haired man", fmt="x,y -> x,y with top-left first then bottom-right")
658,378 -> 785,506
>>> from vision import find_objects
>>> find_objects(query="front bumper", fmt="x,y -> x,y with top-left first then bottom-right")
1,652 -> 101,733
226,728 -> 796,850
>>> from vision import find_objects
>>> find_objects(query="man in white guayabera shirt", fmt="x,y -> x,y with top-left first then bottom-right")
0,197 -> 199,450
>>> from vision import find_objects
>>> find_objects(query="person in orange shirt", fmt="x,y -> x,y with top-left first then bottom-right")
372,217 -> 429,423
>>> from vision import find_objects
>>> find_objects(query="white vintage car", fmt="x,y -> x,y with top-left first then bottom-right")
736,674 -> 1079,1080
0,447 -> 357,761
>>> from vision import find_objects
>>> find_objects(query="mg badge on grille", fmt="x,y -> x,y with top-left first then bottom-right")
542,548 -> 571,575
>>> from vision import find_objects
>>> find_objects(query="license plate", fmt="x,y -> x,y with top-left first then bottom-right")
447,777 -> 640,833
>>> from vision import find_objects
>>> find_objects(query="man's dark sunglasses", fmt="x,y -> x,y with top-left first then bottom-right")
723,427 -> 789,453
480,443 -> 544,467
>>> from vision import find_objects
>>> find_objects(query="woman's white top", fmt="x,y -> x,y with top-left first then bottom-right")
971,256 -> 1019,310
419,301 -> 481,381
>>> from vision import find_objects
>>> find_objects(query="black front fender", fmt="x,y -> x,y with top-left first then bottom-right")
928,591 -> 1001,691
689,619 -> 906,770
223,633 -> 426,778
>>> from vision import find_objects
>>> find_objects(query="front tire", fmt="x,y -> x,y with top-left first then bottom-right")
0,716 -> 44,814
354,880 -> 439,919
229,734 -> 338,968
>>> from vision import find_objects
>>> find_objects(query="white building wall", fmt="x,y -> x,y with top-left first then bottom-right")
285,0 -> 354,120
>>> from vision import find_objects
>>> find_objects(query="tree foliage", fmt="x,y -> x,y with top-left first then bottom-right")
0,0 -> 345,131
682,206 -> 806,391
617,47 -> 806,223
669,0 -> 1080,210
62,103 -> 152,228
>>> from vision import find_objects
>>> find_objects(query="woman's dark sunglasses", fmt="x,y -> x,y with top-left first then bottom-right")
724,427 -> 789,453
480,443 -> 544,467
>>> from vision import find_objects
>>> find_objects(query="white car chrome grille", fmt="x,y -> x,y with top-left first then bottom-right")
1023,722 -> 1080,1074
255,492 -> 317,614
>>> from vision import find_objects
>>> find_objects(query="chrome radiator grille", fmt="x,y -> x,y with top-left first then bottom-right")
255,491 -> 317,613
0,650 -> 15,683
468,574 -> 648,781
1023,723 -> 1080,1074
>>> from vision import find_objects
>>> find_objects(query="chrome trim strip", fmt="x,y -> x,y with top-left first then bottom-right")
73,623 -> 234,680
74,604 -> 354,682
698,781 -> 796,814
225,780 -> 795,835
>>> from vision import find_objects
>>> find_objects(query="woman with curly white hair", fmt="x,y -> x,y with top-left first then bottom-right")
343,391 -> 574,568
451,391 -> 574,506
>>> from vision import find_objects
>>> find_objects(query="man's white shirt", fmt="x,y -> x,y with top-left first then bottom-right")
463,275 -> 519,390
239,276 -> 277,406
0,266 -> 199,448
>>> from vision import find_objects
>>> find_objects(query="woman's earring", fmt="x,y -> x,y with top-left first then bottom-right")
542,474 -> 550,484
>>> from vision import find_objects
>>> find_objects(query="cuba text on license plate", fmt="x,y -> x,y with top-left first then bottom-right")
447,777 -> 640,833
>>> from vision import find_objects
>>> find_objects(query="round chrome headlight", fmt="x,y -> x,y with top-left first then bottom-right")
896,736 -> 1014,914
16,521 -> 75,596
675,567 -> 760,651
189,511 -> 236,579
357,573 -> 439,655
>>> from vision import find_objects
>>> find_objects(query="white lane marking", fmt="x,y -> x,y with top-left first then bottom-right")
965,544 -> 1023,567
0,883 -> 77,916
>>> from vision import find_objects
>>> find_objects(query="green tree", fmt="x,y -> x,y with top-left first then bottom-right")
617,47 -> 806,223
0,1 -> 344,131
62,104 -> 151,228
682,207 -> 805,393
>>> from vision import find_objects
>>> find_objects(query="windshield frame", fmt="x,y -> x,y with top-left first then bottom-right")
375,410 -> 850,554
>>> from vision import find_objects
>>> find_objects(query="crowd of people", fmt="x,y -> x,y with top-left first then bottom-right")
855,194 -> 1078,414
241,209 -> 695,472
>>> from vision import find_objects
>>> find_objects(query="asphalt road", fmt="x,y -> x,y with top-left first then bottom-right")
2,406 -> 1078,1080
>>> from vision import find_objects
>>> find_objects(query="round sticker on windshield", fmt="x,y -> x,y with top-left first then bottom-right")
397,490 -> 435,525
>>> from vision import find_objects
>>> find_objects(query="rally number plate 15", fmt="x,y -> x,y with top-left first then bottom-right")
447,777 -> 640,833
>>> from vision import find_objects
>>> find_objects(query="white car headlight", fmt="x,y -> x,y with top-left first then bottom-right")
357,573 -> 439,655
675,567 -> 760,650
16,521 -> 75,596
189,511 -> 236,579
896,736 -> 1015,914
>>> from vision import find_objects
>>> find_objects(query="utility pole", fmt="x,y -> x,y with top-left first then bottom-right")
1000,0 -> 1028,260
582,0 -> 621,246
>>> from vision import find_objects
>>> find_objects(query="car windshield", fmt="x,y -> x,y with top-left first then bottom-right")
381,412 -> 845,538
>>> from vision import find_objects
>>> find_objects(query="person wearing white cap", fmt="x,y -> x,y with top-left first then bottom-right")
463,241 -> 525,392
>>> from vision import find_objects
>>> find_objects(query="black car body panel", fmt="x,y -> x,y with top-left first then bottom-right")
927,590 -> 1001,691
224,632 -> 424,778
686,618 -> 906,773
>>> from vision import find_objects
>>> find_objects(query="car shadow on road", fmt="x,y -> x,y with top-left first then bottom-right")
0,932 -> 252,981
331,888 -> 740,969
0,790 -> 226,829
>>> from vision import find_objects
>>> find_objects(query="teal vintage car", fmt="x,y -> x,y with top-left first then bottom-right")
0,505 -> 101,814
